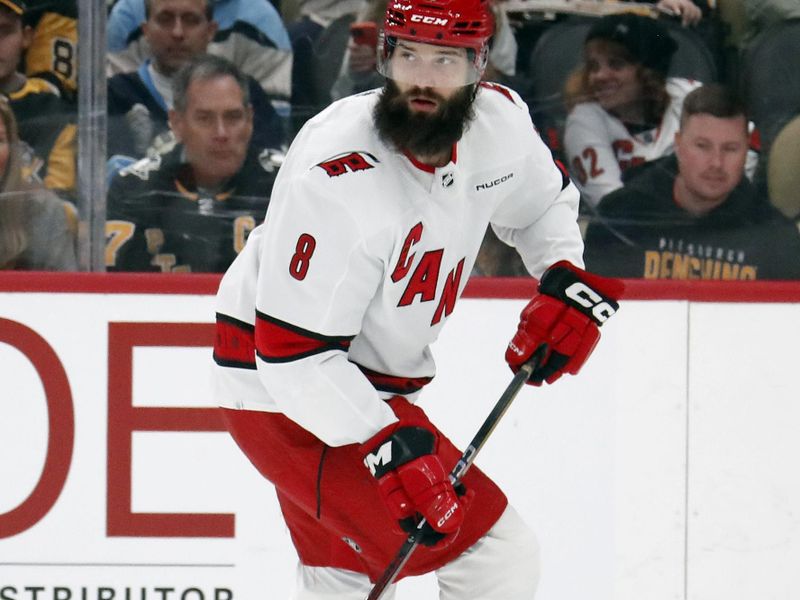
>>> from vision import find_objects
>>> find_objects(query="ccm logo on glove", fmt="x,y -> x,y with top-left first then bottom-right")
565,282 -> 617,323
505,261 -> 624,385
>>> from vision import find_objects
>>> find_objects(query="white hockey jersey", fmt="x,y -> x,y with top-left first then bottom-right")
213,83 -> 584,447
564,78 -> 702,208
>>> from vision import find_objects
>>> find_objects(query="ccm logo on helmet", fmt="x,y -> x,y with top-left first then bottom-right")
566,282 -> 616,323
410,14 -> 449,26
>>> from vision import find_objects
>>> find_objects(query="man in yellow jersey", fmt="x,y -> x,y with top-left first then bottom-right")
0,0 -> 76,198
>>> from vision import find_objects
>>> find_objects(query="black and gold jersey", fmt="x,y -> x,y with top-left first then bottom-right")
24,0 -> 78,100
106,143 -> 281,273
8,76 -> 76,194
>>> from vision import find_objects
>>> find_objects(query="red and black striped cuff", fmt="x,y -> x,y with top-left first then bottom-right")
214,313 -> 256,369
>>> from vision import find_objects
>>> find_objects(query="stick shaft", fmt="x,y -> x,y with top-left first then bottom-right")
365,348 -> 544,600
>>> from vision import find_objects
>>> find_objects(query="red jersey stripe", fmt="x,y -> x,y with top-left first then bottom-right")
479,81 -> 516,104
214,313 -> 256,369
255,311 -> 354,363
355,364 -> 433,395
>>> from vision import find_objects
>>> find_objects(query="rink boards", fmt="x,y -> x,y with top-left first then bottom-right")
1,274 -> 799,600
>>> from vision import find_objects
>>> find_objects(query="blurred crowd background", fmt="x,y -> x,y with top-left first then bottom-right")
1,0 -> 798,280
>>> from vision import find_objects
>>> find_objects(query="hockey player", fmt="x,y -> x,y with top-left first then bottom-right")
213,1 -> 623,598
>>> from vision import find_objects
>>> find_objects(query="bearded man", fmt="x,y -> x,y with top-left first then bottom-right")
211,1 -> 624,598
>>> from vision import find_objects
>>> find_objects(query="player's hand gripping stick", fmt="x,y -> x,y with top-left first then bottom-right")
364,345 -> 549,600
361,424 -> 465,549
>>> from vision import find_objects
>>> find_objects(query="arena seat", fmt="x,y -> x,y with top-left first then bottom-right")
767,113 -> 800,221
740,18 -> 800,154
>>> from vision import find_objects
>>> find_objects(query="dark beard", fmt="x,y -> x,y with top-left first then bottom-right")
373,79 -> 476,158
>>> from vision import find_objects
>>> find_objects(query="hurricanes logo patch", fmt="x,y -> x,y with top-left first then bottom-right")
316,151 -> 379,177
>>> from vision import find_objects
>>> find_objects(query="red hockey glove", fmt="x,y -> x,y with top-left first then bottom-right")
361,422 -> 465,547
505,261 -> 624,385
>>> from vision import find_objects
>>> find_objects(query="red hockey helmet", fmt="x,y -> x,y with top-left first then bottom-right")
378,0 -> 495,85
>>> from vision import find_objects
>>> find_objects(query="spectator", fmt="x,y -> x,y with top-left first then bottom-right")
106,54 -> 279,273
331,0 -> 518,101
328,0 -> 384,101
741,0 -> 800,48
562,14 -> 701,208
107,0 -> 293,113
24,0 -> 78,101
289,0 -> 363,36
636,0 -> 705,27
107,0 -> 284,161
0,97 -> 76,271
287,0 -> 363,129
0,0 -> 77,198
659,0 -> 704,26
583,84 -> 800,280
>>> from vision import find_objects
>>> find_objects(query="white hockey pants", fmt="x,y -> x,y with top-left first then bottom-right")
291,504 -> 540,600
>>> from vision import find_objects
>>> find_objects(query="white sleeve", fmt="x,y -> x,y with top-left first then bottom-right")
563,104 -> 624,208
253,174 -> 397,447
490,132 -> 585,278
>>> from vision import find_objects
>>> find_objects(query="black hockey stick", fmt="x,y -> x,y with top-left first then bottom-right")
365,344 -> 548,600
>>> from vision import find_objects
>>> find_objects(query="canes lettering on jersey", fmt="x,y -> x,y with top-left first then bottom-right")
396,250 -> 466,327
288,221 -> 467,327
388,222 -> 466,325
391,222 -> 424,282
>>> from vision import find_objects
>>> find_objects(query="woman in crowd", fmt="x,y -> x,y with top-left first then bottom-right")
0,98 -> 76,270
562,14 -> 700,208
